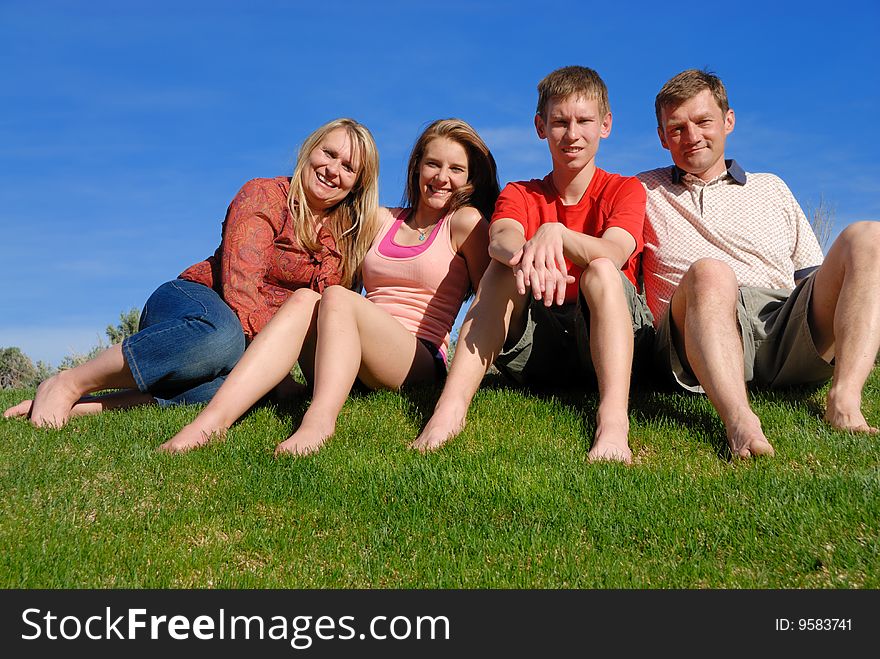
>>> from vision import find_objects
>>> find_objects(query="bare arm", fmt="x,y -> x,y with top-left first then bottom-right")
515,222 -> 636,307
450,207 -> 491,290
559,225 -> 635,270
488,218 -> 527,266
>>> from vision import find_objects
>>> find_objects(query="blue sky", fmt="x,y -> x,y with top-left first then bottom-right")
2,1 -> 878,365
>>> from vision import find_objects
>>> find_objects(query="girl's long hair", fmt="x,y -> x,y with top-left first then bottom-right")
402,118 -> 500,222
287,118 -> 381,288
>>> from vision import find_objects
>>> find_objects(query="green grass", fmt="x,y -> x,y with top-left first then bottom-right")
1,371 -> 878,589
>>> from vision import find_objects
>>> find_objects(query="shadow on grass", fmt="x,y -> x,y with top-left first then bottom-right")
250,369 -> 832,462
749,382 -> 828,423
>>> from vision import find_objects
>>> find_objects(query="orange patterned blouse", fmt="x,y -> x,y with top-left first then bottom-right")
179,177 -> 343,338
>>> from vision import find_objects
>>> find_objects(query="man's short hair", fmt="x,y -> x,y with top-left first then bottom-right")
654,69 -> 729,127
536,66 -> 609,118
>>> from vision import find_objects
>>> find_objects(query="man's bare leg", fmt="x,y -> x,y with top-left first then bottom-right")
581,259 -> 635,464
411,261 -> 528,452
673,259 -> 775,458
808,221 -> 880,433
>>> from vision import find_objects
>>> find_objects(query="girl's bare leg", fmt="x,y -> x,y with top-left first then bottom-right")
160,289 -> 322,453
275,286 -> 437,457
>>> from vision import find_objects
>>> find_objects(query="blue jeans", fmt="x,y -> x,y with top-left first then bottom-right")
122,279 -> 246,406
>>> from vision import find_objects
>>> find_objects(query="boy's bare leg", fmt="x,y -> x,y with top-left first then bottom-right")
275,287 -> 436,457
673,259 -> 775,458
22,343 -> 139,428
411,261 -> 528,452
807,221 -> 880,434
160,290 -> 321,453
581,260 -> 634,464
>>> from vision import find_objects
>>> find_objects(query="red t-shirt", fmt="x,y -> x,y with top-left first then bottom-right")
179,177 -> 343,338
491,168 -> 646,302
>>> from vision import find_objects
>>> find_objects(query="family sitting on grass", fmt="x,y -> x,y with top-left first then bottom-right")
5,67 -> 879,463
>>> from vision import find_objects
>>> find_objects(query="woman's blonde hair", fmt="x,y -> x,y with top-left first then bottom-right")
403,118 -> 500,221
287,118 -> 381,288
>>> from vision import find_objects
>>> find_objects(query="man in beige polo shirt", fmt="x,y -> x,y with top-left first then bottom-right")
638,68 -> 880,459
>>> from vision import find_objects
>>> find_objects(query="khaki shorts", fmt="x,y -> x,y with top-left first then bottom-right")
654,272 -> 834,392
494,271 -> 655,387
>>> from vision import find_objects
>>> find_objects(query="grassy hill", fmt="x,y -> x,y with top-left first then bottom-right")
1,371 -> 878,588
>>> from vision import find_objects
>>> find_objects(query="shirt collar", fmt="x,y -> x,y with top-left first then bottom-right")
671,159 -> 747,185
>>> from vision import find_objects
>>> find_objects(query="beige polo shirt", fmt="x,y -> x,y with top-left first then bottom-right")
637,162 -> 824,323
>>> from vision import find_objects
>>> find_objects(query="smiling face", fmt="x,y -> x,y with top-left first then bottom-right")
417,137 -> 469,215
302,127 -> 361,212
535,95 -> 611,174
658,88 -> 735,181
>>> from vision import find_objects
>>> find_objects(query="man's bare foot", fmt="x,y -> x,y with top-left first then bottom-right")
4,399 -> 33,419
588,412 -> 632,464
29,372 -> 84,428
824,390 -> 879,434
824,409 -> 879,434
409,405 -> 466,453
274,421 -> 334,457
727,412 -> 775,459
159,421 -> 226,454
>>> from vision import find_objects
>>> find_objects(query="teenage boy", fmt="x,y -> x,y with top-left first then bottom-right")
412,65 -> 653,463
638,69 -> 880,459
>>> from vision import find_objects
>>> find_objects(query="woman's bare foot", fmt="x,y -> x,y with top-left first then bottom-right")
7,390 -> 155,423
28,372 -> 85,428
588,410 -> 632,464
274,420 -> 335,457
4,399 -> 33,419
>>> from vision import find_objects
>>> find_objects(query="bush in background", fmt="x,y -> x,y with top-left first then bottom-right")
1,307 -> 141,386
0,347 -> 54,390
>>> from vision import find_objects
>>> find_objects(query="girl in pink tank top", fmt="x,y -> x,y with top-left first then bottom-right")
164,119 -> 500,456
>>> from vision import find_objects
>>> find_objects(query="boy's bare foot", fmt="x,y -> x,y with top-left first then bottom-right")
4,399 -> 33,419
159,421 -> 226,454
274,420 -> 334,457
588,412 -> 632,464
29,372 -> 84,428
409,404 -> 467,453
824,389 -> 879,434
727,412 -> 774,458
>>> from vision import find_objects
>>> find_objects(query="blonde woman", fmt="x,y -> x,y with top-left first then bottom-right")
5,118 -> 381,432
162,118 -> 499,455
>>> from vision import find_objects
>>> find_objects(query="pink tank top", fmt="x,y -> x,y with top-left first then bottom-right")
362,208 -> 471,361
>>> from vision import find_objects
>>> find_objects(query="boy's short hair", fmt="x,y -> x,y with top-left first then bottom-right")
654,69 -> 729,127
536,66 -> 610,118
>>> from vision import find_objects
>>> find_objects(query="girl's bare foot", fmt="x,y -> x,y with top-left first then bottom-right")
274,421 -> 335,457
159,422 -> 226,454
409,404 -> 467,453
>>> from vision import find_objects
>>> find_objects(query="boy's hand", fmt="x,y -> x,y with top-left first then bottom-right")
514,223 -> 574,306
